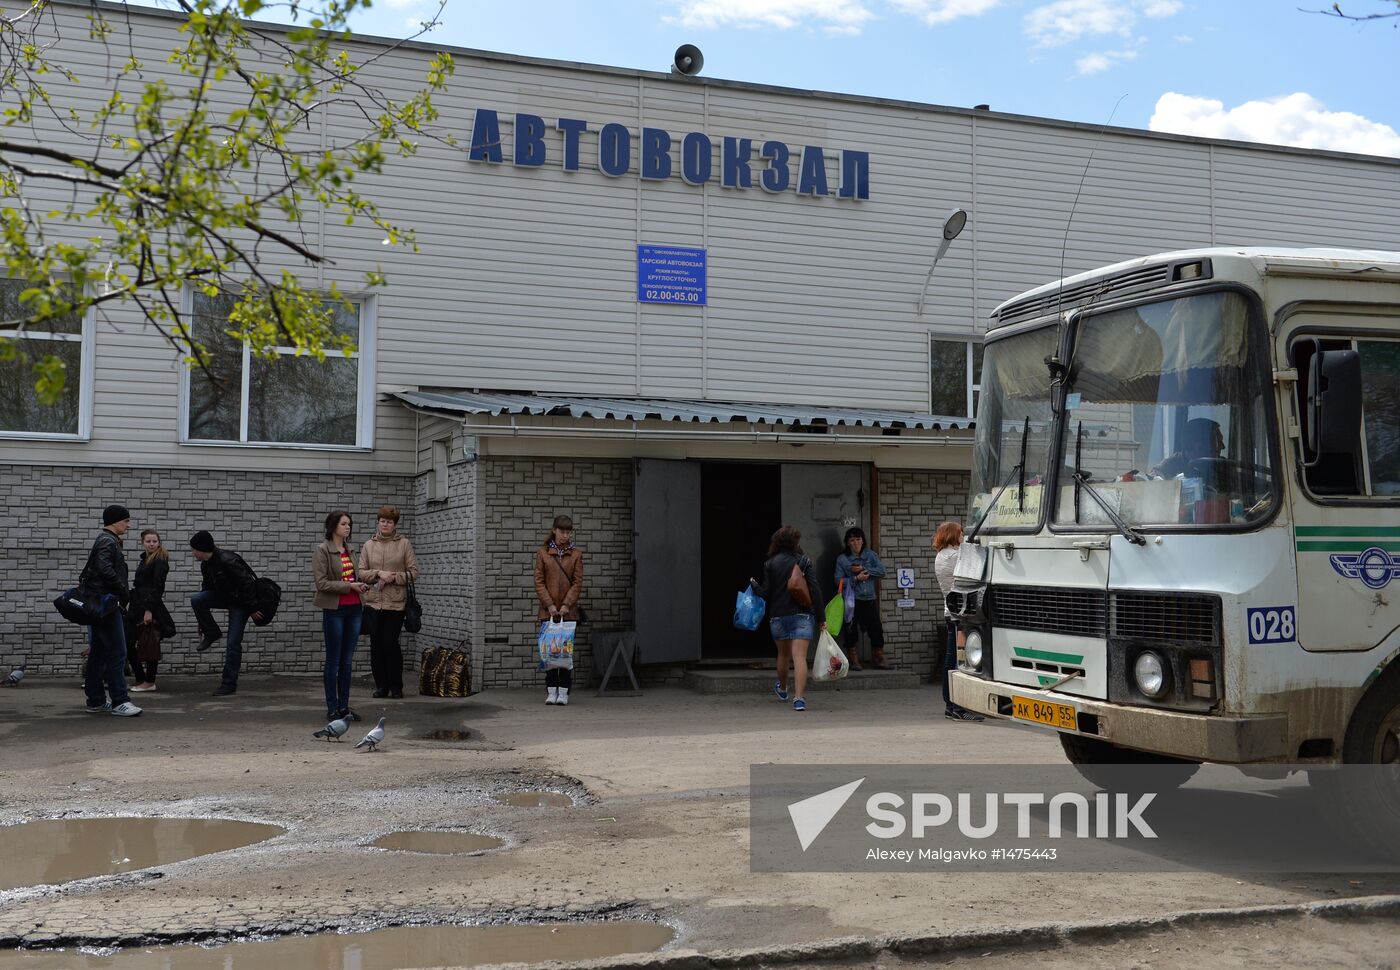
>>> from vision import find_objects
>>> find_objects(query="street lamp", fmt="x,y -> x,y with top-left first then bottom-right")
915,208 -> 969,316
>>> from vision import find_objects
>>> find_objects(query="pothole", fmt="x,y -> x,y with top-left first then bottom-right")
418,728 -> 472,741
369,831 -> 504,854
0,818 -> 284,891
493,791 -> 572,808
0,921 -> 674,969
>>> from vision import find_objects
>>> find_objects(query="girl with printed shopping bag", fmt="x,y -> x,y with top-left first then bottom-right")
533,514 -> 584,706
750,525 -> 825,712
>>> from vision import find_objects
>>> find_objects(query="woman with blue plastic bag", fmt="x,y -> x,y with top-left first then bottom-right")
750,525 -> 824,712
534,514 -> 584,706
834,527 -> 887,671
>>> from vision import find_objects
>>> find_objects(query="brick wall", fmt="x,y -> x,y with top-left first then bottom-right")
874,468 -> 971,679
478,457 -> 634,689
410,459 -> 476,684
1,465 -> 411,677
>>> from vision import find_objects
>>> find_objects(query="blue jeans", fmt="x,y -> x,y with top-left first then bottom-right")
769,613 -> 815,641
942,618 -> 960,711
191,590 -> 250,691
85,609 -> 130,708
322,605 -> 362,714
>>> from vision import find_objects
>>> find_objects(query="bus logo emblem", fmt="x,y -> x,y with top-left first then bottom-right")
1329,546 -> 1400,590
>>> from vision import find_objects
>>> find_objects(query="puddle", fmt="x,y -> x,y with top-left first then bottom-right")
0,818 -> 284,891
419,728 -> 472,741
370,831 -> 503,854
494,791 -> 572,808
0,921 -> 674,969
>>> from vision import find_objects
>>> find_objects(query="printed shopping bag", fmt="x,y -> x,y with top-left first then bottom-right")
733,584 -> 766,631
824,584 -> 845,639
537,618 -> 577,671
812,628 -> 849,681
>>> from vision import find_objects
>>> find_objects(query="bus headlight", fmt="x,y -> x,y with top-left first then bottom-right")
964,630 -> 984,670
1133,650 -> 1170,699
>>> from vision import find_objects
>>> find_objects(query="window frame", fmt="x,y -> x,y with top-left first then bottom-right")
929,334 -> 982,420
0,278 -> 95,442
1286,322 -> 1400,506
177,287 -> 377,451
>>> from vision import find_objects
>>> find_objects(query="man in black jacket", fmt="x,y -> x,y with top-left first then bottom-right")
79,505 -> 142,716
189,530 -> 264,697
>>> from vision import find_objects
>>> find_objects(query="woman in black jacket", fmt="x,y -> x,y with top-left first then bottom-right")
751,525 -> 825,712
126,529 -> 176,692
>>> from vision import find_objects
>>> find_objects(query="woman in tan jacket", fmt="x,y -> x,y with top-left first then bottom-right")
313,510 -> 371,721
358,505 -> 420,699
533,514 -> 583,706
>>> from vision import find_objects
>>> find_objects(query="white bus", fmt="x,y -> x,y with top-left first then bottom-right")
947,248 -> 1400,787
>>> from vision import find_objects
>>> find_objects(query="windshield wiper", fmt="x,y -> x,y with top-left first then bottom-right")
968,417 -> 1030,544
1071,422 -> 1146,546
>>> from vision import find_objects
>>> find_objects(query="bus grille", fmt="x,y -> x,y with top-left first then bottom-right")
991,586 -> 1107,638
1111,592 -> 1219,646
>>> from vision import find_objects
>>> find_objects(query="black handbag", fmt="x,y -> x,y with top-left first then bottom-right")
54,587 -> 115,626
403,580 -> 423,634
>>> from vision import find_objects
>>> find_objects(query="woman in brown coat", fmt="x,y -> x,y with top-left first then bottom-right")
358,505 -> 420,699
533,514 -> 583,706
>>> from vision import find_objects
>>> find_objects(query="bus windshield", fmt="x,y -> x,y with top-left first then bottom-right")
1055,290 -> 1274,528
968,325 -> 1060,532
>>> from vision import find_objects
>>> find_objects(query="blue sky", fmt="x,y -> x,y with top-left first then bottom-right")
337,0 -> 1400,157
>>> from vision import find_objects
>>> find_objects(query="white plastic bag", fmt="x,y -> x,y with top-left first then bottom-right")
812,629 -> 849,681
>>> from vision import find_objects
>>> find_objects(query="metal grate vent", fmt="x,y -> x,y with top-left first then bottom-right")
991,586 -> 1107,638
1111,592 -> 1219,645
995,264 -> 1172,326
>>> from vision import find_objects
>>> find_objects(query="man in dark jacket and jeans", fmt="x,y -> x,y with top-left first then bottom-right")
80,505 -> 142,716
189,530 -> 264,697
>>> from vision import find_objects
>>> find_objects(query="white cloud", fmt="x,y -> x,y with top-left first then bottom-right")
1149,92 -> 1400,158
382,0 -> 423,8
1024,0 -> 1180,47
1075,48 -> 1138,75
672,0 -> 876,31
888,0 -> 1002,26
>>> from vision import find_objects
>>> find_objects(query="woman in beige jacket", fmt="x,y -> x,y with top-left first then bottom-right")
358,505 -> 420,699
313,510 -> 370,721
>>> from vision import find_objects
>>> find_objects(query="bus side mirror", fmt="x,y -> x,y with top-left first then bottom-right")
1305,349 -> 1362,465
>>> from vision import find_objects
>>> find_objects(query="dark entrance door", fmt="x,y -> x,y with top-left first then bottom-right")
699,462 -> 781,659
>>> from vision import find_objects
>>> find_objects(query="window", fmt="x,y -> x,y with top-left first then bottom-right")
0,279 -> 91,438
930,337 -> 982,419
429,438 -> 449,502
184,290 -> 372,447
1295,336 -> 1400,498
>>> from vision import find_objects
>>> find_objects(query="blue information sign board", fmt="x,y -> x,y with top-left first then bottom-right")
637,245 -> 707,305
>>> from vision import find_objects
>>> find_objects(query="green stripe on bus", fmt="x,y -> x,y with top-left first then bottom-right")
1037,675 -> 1057,686
1296,541 -> 1400,553
1013,647 -> 1085,664
1295,526 -> 1400,537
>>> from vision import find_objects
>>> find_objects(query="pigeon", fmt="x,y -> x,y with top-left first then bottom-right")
2,668 -> 22,687
313,717 -> 349,742
354,717 -> 387,752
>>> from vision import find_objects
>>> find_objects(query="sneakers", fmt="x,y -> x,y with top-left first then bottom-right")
546,687 -> 559,705
944,708 -> 985,722
772,680 -> 788,702
793,698 -> 807,712
197,633 -> 221,653
85,701 -> 112,714
556,687 -> 569,706
212,685 -> 236,696
110,701 -> 142,717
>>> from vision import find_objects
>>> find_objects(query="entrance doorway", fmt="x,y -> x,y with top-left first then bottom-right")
699,462 -> 780,659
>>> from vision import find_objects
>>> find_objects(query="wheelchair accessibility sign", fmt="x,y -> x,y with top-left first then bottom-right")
896,568 -> 916,589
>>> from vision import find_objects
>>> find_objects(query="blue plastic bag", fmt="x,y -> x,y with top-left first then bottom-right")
733,584 -> 766,631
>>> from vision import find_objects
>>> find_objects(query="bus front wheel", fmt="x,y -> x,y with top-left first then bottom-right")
1058,732 -> 1201,790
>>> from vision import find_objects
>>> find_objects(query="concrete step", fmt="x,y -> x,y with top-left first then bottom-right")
683,666 -> 921,694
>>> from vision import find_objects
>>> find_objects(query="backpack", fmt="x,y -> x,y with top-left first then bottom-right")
251,576 -> 281,626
